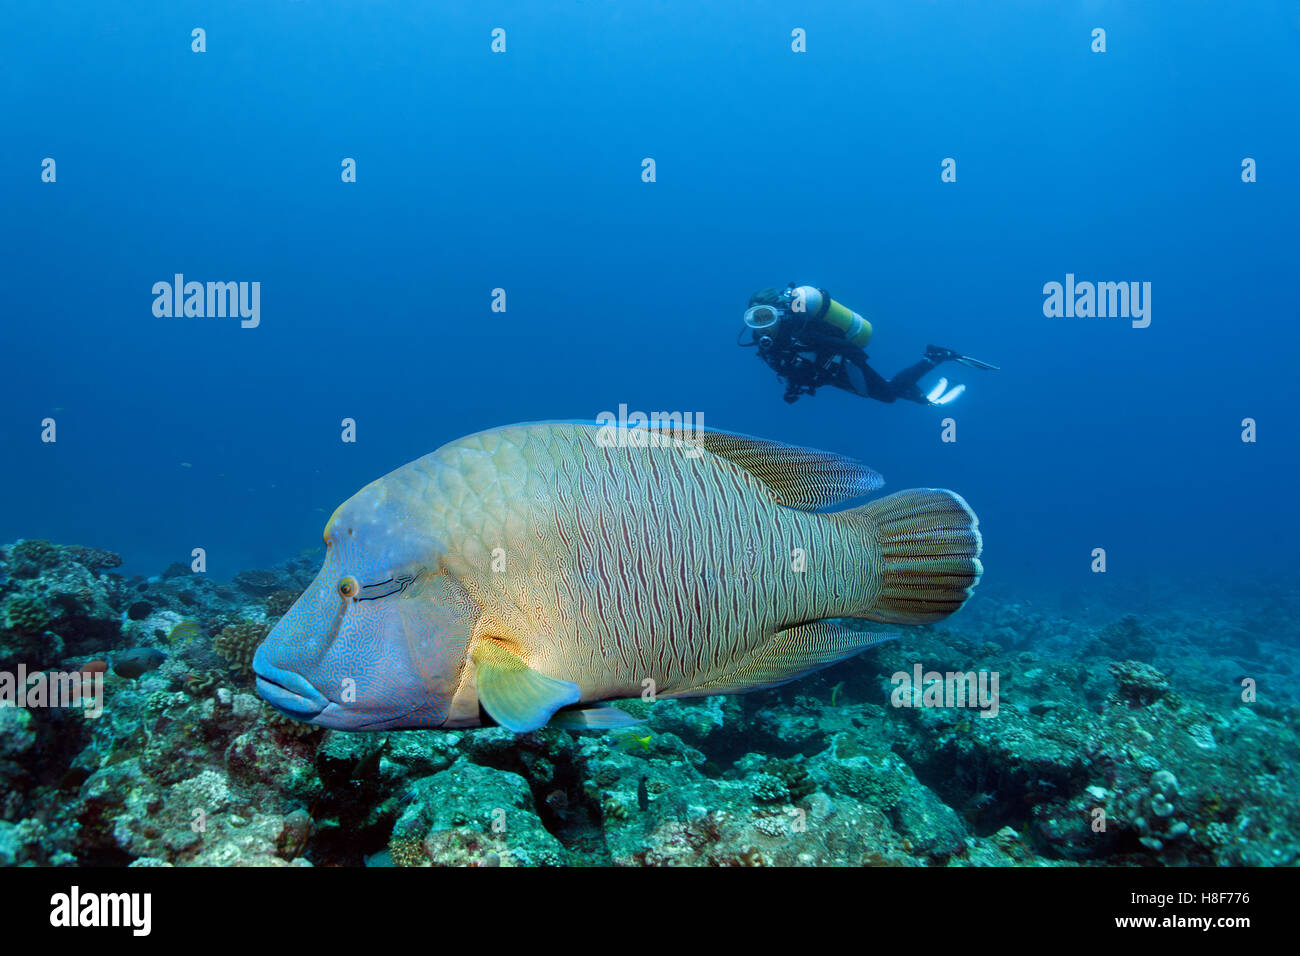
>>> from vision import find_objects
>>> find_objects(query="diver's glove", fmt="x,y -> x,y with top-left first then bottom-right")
925,377 -> 966,406
925,345 -> 1001,371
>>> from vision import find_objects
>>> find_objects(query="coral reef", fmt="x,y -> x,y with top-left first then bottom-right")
1108,660 -> 1172,706
264,590 -> 301,619
0,538 -> 1295,867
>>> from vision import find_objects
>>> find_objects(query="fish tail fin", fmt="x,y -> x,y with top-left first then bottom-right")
841,489 -> 982,624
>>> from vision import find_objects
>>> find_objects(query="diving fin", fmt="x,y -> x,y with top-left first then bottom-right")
925,345 -> 1000,371
471,641 -> 581,733
925,377 -> 965,406
934,383 -> 965,405
954,354 -> 1000,371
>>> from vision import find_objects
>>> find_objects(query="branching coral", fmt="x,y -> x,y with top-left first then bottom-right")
213,621 -> 270,675
5,594 -> 50,634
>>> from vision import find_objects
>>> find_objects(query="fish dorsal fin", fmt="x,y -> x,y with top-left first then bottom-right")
648,426 -> 884,511
471,640 -> 581,733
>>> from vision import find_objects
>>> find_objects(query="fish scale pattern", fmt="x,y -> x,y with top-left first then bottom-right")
421,423 -> 876,698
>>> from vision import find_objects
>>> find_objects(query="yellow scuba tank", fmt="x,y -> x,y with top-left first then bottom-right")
791,285 -> 873,348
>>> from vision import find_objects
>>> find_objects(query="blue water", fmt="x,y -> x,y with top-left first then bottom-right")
2,0 -> 1296,598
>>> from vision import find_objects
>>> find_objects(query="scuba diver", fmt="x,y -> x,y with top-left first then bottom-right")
739,284 -> 999,405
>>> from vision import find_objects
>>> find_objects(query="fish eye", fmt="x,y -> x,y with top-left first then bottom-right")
338,576 -> 360,600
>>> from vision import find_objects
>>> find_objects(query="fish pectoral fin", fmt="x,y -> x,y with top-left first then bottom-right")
547,704 -> 643,730
471,640 -> 581,734
644,426 -> 883,511
676,621 -> 898,697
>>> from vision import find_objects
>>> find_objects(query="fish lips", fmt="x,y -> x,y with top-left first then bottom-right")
257,681 -> 420,730
253,659 -> 422,730
255,672 -> 328,722
252,648 -> 329,721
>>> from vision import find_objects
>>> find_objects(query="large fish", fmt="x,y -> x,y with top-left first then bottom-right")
253,422 -> 982,732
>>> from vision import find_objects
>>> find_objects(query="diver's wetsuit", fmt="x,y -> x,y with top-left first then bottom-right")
747,288 -> 936,405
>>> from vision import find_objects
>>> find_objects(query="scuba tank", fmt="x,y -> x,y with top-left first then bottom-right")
789,286 -> 873,348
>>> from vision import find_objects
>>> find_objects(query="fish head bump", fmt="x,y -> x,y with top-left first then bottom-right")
253,470 -> 477,730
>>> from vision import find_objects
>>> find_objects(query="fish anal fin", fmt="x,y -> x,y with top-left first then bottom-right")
471,640 -> 580,733
670,621 -> 897,698
547,705 -> 643,730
